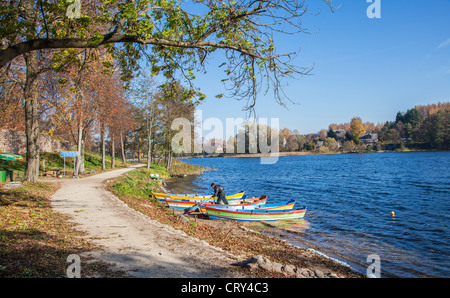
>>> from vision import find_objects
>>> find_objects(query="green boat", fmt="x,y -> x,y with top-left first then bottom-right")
204,205 -> 307,222
0,154 -> 23,161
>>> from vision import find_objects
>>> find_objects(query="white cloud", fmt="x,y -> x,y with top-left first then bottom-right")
437,38 -> 450,50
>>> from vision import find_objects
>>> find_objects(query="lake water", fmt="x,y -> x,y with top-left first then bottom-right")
174,152 -> 450,278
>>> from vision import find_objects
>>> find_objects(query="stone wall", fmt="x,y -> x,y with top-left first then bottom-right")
0,129 -> 72,155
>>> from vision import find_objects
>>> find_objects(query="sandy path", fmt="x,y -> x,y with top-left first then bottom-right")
50,165 -> 245,278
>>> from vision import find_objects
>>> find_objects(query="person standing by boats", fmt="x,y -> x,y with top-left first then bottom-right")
211,183 -> 229,205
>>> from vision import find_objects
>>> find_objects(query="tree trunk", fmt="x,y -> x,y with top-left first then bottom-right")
74,116 -> 83,177
120,129 -> 126,164
166,141 -> 173,170
147,117 -> 152,169
111,134 -> 115,169
100,122 -> 106,170
23,52 -> 40,183
79,137 -> 86,174
166,151 -> 172,171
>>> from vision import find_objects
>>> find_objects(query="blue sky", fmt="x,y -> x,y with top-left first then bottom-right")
153,1 -> 450,137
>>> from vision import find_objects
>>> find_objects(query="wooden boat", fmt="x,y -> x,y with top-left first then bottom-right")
151,191 -> 211,201
166,195 -> 265,210
152,191 -> 245,202
204,206 -> 307,222
200,199 -> 295,213
0,154 -> 23,161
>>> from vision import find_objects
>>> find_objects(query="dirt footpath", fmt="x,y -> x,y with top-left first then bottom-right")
50,165 -> 246,278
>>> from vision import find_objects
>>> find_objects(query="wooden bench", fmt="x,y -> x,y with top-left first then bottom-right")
43,169 -> 62,177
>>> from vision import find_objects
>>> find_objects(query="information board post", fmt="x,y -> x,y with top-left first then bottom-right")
60,151 -> 79,178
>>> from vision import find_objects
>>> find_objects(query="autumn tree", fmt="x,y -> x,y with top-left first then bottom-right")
279,128 -> 291,152
48,49 -> 115,176
117,99 -> 135,164
323,137 -> 338,151
286,135 -> 300,151
0,60 -> 25,131
105,75 -> 129,168
0,1 -> 103,182
154,81 -> 196,170
319,129 -> 327,140
350,117 -> 365,144
127,73 -> 158,169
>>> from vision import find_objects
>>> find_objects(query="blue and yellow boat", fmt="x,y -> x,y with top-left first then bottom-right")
151,191 -> 245,202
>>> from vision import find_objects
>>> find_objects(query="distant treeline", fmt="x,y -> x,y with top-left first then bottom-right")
380,102 -> 450,150
222,102 -> 450,154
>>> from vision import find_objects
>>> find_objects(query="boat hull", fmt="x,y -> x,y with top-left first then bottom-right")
205,206 -> 307,222
151,192 -> 212,201
201,199 -> 295,212
198,197 -> 268,212
152,191 -> 245,202
166,196 -> 264,210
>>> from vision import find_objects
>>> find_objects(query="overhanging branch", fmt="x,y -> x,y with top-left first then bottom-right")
0,34 -> 293,68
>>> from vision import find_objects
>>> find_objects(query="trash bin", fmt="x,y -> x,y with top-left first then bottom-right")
0,171 -> 6,182
1,169 -> 13,182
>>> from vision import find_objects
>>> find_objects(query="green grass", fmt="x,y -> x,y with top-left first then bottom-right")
110,166 -> 169,199
168,159 -> 205,176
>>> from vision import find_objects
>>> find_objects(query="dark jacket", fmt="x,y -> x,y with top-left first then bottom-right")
213,184 -> 225,198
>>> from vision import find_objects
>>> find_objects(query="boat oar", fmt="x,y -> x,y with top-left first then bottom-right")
183,203 -> 198,215
183,197 -> 214,215
183,199 -> 205,215
184,207 -> 196,215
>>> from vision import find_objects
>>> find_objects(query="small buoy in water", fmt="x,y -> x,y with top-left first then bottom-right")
391,211 -> 395,217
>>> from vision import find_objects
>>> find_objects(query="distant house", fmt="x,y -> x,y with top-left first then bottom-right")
316,140 -> 324,148
334,129 -> 346,141
215,143 -> 224,153
360,133 -> 378,145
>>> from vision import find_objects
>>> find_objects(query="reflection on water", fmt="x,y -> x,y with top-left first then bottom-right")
167,152 -> 450,278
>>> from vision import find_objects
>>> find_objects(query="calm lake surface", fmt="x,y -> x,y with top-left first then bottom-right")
176,152 -> 450,278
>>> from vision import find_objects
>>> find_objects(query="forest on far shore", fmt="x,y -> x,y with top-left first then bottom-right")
219,102 -> 450,154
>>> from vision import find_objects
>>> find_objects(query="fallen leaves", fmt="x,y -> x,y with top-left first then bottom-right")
0,182 -> 126,278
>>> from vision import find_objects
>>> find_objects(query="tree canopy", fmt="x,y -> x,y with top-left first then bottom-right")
0,0 -> 335,108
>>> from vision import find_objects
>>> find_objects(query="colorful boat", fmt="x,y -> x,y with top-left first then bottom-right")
0,154 -> 23,161
152,191 -> 245,202
166,195 -> 265,210
200,199 -> 295,213
151,191 -> 211,201
204,206 -> 307,222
